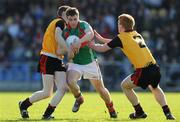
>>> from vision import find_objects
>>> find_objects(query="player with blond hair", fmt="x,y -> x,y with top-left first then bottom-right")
89,13 -> 175,120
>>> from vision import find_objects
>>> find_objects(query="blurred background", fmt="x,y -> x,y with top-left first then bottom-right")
0,0 -> 180,91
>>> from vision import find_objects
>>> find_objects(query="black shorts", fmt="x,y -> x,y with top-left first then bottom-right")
131,64 -> 161,89
37,54 -> 66,75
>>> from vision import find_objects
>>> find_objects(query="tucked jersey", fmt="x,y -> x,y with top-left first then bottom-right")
107,31 -> 156,68
40,18 -> 65,59
62,21 -> 97,65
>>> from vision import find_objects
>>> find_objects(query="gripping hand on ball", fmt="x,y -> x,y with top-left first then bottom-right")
71,40 -> 81,54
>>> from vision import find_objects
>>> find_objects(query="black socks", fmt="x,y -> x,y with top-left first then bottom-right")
20,98 -> 32,110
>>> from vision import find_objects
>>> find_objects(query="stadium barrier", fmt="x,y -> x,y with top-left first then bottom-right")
0,62 -> 180,91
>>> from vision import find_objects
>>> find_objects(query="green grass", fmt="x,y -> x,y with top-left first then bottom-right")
0,92 -> 179,122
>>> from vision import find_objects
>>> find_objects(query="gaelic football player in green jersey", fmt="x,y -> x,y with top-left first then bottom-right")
62,7 -> 117,118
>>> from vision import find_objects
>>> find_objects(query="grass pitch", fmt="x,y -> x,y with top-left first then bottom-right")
0,92 -> 179,122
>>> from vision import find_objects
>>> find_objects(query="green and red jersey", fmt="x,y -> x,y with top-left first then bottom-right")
62,21 -> 97,65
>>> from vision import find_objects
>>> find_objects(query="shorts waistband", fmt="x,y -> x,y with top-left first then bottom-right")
41,52 -> 63,60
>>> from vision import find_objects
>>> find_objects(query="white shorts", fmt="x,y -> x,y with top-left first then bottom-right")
67,60 -> 102,80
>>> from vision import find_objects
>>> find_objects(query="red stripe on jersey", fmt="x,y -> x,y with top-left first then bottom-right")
81,41 -> 88,47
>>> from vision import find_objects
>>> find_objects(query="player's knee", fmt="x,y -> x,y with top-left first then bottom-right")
43,91 -> 52,98
121,81 -> 124,89
58,85 -> 67,93
67,75 -> 74,84
56,88 -> 66,95
121,81 -> 127,89
67,80 -> 74,87
97,86 -> 106,95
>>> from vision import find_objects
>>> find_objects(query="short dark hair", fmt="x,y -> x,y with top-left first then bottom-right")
57,5 -> 70,17
66,7 -> 79,17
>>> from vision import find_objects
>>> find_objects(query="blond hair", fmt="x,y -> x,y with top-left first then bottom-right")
118,14 -> 135,31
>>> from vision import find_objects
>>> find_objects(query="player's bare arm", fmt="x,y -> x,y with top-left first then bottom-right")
89,42 -> 111,52
55,27 -> 68,55
72,30 -> 94,54
74,22 -> 94,47
71,22 -> 94,54
79,29 -> 94,44
89,35 -> 122,52
94,30 -> 111,43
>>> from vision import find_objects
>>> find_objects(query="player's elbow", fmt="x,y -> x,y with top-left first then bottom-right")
87,32 -> 94,41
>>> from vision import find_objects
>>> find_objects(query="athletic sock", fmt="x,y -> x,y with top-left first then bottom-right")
162,105 -> 171,115
75,93 -> 84,104
20,98 -> 32,110
43,104 -> 56,117
133,103 -> 144,116
75,92 -> 82,98
106,101 -> 115,112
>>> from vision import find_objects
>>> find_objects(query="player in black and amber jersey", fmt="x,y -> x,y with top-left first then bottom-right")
18,6 -> 70,120
89,14 -> 175,120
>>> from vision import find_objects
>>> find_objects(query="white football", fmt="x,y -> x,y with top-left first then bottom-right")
66,35 -> 79,47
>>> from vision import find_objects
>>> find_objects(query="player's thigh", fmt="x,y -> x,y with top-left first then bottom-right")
54,71 -> 67,89
83,60 -> 102,80
42,74 -> 54,93
67,63 -> 82,82
121,75 -> 137,89
67,70 -> 82,83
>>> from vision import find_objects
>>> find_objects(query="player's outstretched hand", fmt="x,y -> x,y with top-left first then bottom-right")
88,40 -> 95,49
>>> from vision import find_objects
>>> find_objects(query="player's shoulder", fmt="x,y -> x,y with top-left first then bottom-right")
79,20 -> 90,27
132,30 -> 140,35
119,30 -> 139,36
50,18 -> 62,23
79,20 -> 92,30
79,20 -> 89,24
56,18 -> 65,24
48,18 -> 64,27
